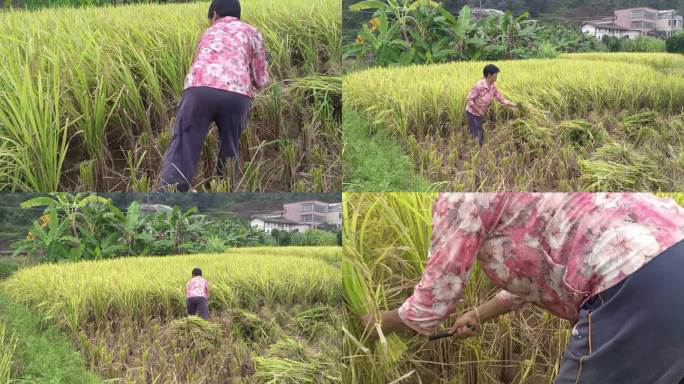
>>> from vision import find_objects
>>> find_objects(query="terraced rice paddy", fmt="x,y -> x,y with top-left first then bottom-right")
341,192 -> 684,384
2,246 -> 343,383
0,0 -> 341,192
343,53 -> 684,192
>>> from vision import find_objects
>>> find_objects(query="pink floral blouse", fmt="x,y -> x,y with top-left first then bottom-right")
398,193 -> 684,334
465,79 -> 514,117
184,17 -> 269,98
186,276 -> 209,299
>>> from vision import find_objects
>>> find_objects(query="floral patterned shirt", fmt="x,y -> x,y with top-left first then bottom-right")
465,78 -> 514,117
184,16 -> 269,98
186,276 -> 209,299
398,193 -> 684,334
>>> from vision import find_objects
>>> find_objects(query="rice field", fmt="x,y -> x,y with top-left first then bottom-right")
343,53 -> 684,192
559,52 -> 684,76
2,246 -> 344,383
0,0 -> 341,192
341,192 -> 684,384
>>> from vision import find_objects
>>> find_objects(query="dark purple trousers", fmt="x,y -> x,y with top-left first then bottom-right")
160,86 -> 251,192
466,110 -> 484,147
556,239 -> 684,384
186,296 -> 209,320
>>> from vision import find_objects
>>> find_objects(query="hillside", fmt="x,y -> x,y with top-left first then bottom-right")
343,0 -> 684,36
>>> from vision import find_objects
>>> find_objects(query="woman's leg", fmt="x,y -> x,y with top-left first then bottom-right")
556,240 -> 684,384
215,91 -> 251,179
198,298 -> 209,320
160,87 -> 214,192
467,112 -> 484,147
186,297 -> 197,316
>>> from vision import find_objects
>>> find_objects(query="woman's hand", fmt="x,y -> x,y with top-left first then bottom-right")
449,311 -> 480,339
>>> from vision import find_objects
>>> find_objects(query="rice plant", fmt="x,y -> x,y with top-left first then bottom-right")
0,320 -> 17,383
342,192 -> 684,383
343,54 -> 684,191
0,0 -> 341,192
2,246 -> 343,383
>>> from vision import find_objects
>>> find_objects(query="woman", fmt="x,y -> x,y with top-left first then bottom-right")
160,0 -> 269,192
186,267 -> 210,320
363,193 -> 684,384
465,64 -> 518,147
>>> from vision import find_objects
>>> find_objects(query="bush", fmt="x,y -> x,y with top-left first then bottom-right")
290,230 -> 338,246
628,36 -> 666,52
604,35 -> 666,53
0,260 -> 18,280
270,229 -> 292,246
666,33 -> 684,53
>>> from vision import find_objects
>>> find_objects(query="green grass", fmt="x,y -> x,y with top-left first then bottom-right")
0,294 -> 101,383
0,259 -> 20,280
343,110 -> 430,192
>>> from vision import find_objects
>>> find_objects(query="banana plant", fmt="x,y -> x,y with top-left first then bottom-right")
344,12 -> 410,66
162,206 -> 209,254
350,0 -> 440,42
106,200 -> 153,255
11,209 -> 82,262
20,193 -> 109,237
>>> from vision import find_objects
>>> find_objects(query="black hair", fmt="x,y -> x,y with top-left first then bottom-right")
192,267 -> 202,277
208,0 -> 241,21
483,64 -> 500,78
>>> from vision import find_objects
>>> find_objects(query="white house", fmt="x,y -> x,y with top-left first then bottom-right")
139,203 -> 173,213
250,216 -> 311,234
656,9 -> 683,37
283,201 -> 342,229
470,8 -> 505,20
585,8 -> 682,39
325,203 -> 342,230
582,22 -> 641,39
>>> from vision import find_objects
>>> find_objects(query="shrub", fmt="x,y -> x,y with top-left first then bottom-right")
666,32 -> 684,53
625,36 -> 666,52
290,229 -> 338,246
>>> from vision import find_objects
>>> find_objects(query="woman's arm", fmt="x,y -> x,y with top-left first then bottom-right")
449,295 -> 515,338
361,295 -> 515,341
360,194 -> 509,340
251,31 -> 270,90
466,85 -> 481,112
493,86 -> 517,108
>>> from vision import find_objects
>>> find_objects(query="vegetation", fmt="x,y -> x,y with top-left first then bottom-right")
3,247 -> 343,383
343,110 -> 430,191
8,193 -> 339,262
342,192 -> 684,383
0,294 -> 101,383
559,52 -> 684,74
344,3 -> 599,67
0,319 -> 16,384
429,0 -> 684,17
602,35 -> 666,53
343,53 -> 684,191
0,0 -> 341,192
666,32 -> 684,54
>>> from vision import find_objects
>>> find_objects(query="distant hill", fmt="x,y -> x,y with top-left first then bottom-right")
343,0 -> 684,36
438,1 -> 683,17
